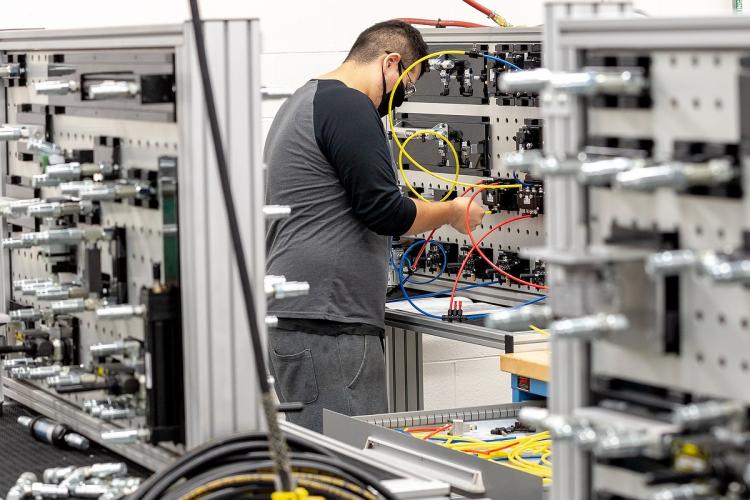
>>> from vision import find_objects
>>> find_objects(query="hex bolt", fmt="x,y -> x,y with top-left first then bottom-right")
95,305 -> 147,320
272,281 -> 310,299
34,80 -> 79,96
86,80 -> 140,100
63,433 -> 90,450
0,125 -> 24,141
43,466 -> 76,484
645,250 -> 697,277
673,400 -> 744,428
89,462 -> 128,478
9,309 -> 43,321
31,482 -> 69,497
578,157 -> 644,185
100,428 -> 150,444
89,340 -> 141,357
650,483 -> 715,500
99,407 -> 137,420
486,305 -> 553,331
549,313 -> 629,340
262,205 -> 292,219
71,484 -> 108,498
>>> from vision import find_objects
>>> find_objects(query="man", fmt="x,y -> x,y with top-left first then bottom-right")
264,20 -> 485,432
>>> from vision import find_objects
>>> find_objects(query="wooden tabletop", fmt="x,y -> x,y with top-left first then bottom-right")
500,350 -> 550,382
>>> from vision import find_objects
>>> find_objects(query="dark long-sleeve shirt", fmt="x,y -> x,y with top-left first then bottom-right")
264,79 -> 416,328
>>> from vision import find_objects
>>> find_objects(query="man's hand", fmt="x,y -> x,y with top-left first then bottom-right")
450,197 -> 485,234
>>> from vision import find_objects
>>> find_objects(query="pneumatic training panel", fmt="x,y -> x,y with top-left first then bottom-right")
1,46 -> 185,451
390,28 -> 546,309
489,9 -> 750,500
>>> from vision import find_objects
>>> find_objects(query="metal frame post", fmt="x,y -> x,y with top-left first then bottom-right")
543,3 -> 635,499
177,19 -> 266,448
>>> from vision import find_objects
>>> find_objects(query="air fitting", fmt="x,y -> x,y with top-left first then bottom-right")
549,313 -> 629,340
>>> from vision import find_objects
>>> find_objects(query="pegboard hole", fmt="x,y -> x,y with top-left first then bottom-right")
717,228 -> 725,239
742,361 -> 749,372
695,225 -> 703,236
670,97 -> 678,109
696,310 -> 704,321
718,356 -> 727,368
505,118 -> 509,123
691,55 -> 700,67
713,55 -> 721,67
514,118 -> 518,124
741,318 -> 749,330
718,314 -> 726,325
692,98 -> 700,109
715,98 -> 723,110
696,352 -> 704,363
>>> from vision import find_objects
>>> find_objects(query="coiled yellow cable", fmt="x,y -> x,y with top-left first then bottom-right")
386,50 -> 523,197
399,129 -> 461,202
405,427 -> 552,482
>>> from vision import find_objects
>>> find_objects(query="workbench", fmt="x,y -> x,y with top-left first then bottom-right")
500,350 -> 550,402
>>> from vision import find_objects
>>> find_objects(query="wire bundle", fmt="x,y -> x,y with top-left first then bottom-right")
386,51 -> 550,324
402,427 -> 552,485
131,432 -> 397,500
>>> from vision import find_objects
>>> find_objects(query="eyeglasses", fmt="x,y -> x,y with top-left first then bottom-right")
385,51 -> 417,98
398,61 -> 417,98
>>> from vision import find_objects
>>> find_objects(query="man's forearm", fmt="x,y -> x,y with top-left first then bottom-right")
403,199 -> 459,235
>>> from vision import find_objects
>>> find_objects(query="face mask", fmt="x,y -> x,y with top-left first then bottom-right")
377,67 -> 405,118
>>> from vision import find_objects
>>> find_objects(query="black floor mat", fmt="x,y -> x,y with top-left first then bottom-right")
0,401 -> 149,495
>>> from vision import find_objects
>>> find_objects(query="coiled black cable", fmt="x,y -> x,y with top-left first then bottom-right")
132,432 -> 398,500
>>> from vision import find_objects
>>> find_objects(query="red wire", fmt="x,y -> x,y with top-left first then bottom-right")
396,17 -> 490,28
463,440 -> 518,455
449,211 -> 533,309
461,0 -> 494,18
406,425 -> 450,433
465,188 -> 549,291
423,423 -> 452,440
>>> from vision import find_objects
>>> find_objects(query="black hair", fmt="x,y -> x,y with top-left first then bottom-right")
344,20 -> 429,76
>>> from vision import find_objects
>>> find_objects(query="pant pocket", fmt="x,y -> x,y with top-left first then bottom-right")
341,336 -> 387,415
270,348 -> 319,405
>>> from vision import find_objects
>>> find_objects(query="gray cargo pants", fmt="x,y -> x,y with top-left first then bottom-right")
268,319 -> 388,433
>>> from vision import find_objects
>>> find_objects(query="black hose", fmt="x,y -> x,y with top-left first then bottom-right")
162,459 -> 369,500
133,432 -> 400,500
185,0 -> 293,491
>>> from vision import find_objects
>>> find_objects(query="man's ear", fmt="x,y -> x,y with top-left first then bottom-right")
385,52 -> 401,69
